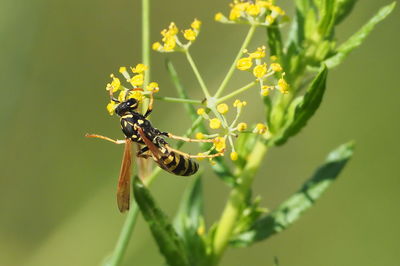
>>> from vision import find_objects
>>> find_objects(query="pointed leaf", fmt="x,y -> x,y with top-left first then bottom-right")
174,176 -> 208,265
133,177 -> 189,266
325,2 -> 396,68
334,0 -> 358,25
231,142 -> 355,247
271,65 -> 328,146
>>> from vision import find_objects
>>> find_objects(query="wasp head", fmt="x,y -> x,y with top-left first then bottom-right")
115,98 -> 139,116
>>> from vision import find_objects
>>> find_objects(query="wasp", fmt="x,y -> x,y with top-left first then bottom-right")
86,91 -> 223,212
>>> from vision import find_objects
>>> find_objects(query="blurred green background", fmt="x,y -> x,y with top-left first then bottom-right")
1,0 -> 399,265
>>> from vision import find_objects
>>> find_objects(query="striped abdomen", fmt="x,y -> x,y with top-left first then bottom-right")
159,152 -> 199,176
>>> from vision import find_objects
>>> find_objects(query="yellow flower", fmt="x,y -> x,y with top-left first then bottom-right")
195,132 -> 204,140
127,91 -> 143,102
213,137 -> 226,152
152,42 -> 162,50
215,12 -> 224,21
237,122 -> 248,131
119,67 -> 127,74
118,90 -> 127,102
270,55 -> 278,61
217,103 -> 229,114
209,118 -> 222,129
237,57 -> 253,71
261,85 -> 272,96
183,29 -> 197,41
254,123 -> 267,134
196,153 -> 205,161
109,74 -> 121,92
191,19 -> 201,30
256,0 -> 272,8
266,15 -> 274,24
233,99 -> 247,108
197,108 -> 205,115
229,8 -> 241,20
131,63 -> 148,74
167,22 -> 178,36
129,74 -> 144,87
106,101 -> 118,115
270,5 -> 285,15
249,46 -> 266,59
270,63 -> 282,72
277,78 -> 289,94
253,63 -> 267,78
230,151 -> 239,161
146,82 -> 159,92
163,37 -> 176,51
246,4 -> 261,16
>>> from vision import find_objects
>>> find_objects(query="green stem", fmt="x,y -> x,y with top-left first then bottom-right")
152,95 -> 202,105
212,141 -> 268,264
142,0 -> 150,88
185,50 -> 211,99
214,25 -> 257,98
217,81 -> 257,103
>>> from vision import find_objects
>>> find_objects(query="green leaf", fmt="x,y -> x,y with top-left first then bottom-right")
173,176 -> 208,265
165,59 -> 236,186
271,65 -> 328,146
334,0 -> 358,25
230,142 -> 355,247
325,2 -> 396,69
317,0 -> 336,38
234,133 -> 259,170
133,177 -> 189,266
266,22 -> 284,61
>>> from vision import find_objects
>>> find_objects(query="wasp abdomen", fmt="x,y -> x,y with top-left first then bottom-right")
161,152 -> 199,176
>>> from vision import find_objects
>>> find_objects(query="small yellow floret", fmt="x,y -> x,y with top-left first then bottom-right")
183,29 -> 197,41
266,15 -> 274,24
270,55 -> 278,61
196,153 -> 205,161
163,37 -> 176,51
236,57 -> 253,71
249,46 -> 266,59
271,63 -> 282,72
230,151 -> 239,161
229,8 -> 241,20
237,122 -> 248,131
253,63 -> 267,78
191,19 -> 202,30
119,67 -> 127,74
213,137 -> 226,152
277,78 -> 289,94
256,0 -> 272,8
129,74 -> 144,87
246,4 -> 261,16
118,90 -> 127,102
168,22 -> 179,35
146,82 -> 159,92
152,42 -> 162,50
195,132 -> 204,140
261,85 -> 272,96
254,123 -> 267,134
127,91 -> 143,102
233,99 -> 247,108
209,118 -> 221,129
106,101 -> 117,115
109,74 -> 121,92
197,108 -> 205,115
217,103 -> 229,114
215,12 -> 224,21
131,63 -> 148,74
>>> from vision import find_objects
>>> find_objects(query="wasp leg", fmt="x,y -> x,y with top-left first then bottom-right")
85,134 -> 126,144
136,146 -> 152,158
166,133 -> 214,143
165,145 -> 224,159
144,91 -> 154,118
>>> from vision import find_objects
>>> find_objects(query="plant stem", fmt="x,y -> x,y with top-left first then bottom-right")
185,50 -> 211,99
214,25 -> 257,98
212,141 -> 268,265
152,95 -> 202,105
217,81 -> 257,103
142,0 -> 150,88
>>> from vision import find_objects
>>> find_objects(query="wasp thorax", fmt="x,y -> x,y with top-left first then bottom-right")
115,98 -> 139,116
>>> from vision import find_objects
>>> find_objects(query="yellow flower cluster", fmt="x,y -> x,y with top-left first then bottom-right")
194,99 -> 267,161
215,0 -> 286,26
236,46 -> 289,96
105,63 -> 159,115
153,19 -> 202,53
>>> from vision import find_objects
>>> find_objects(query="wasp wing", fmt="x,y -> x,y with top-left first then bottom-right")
136,127 -> 169,172
117,138 -> 132,212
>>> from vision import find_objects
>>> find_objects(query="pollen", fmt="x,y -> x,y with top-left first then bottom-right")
237,57 -> 253,71
183,29 -> 197,41
131,63 -> 148,74
230,151 -> 239,161
254,123 -> 267,134
253,63 -> 267,78
129,74 -> 144,87
217,103 -> 229,114
237,122 -> 248,131
213,137 -> 226,152
197,108 -> 206,115
191,19 -> 202,30
271,63 -> 282,72
195,132 -> 204,140
209,118 -> 222,129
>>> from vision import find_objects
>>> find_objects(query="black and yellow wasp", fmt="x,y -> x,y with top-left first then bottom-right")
87,92 -> 221,212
